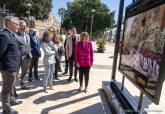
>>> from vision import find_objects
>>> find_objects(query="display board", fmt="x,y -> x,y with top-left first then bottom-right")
119,0 -> 165,104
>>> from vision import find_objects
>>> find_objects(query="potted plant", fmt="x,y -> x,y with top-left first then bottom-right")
96,39 -> 106,53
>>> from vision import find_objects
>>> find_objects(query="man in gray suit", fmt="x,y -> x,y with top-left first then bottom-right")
17,20 -> 31,89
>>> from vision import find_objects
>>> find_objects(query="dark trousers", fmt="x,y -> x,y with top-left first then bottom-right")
20,56 -> 31,86
64,54 -> 69,73
68,55 -> 78,79
79,67 -> 90,88
1,71 -> 17,111
59,63 -> 62,71
54,57 -> 60,79
29,55 -> 39,79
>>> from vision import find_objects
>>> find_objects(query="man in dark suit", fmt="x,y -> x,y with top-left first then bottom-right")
17,20 -> 31,90
28,28 -> 41,82
0,16 -> 20,114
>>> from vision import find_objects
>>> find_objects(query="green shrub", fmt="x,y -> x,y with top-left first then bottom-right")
96,39 -> 106,49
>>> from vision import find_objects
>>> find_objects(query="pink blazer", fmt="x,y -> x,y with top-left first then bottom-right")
75,41 -> 93,67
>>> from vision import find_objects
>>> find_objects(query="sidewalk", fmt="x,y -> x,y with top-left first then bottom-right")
0,42 -> 113,114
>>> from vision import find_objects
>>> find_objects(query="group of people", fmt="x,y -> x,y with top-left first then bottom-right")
0,16 -> 41,114
0,16 -> 94,114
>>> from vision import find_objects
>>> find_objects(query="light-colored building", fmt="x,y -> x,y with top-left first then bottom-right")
35,13 -> 60,38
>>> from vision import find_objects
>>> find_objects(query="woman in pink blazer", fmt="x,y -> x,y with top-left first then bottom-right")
75,32 -> 93,93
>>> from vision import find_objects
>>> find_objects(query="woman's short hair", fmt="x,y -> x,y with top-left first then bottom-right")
42,31 -> 50,42
80,32 -> 89,41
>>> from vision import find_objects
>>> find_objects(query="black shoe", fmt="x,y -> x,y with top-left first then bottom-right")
14,89 -> 18,98
74,78 -> 78,82
35,77 -> 40,81
21,85 -> 31,90
10,101 -> 22,106
28,78 -> 32,82
14,93 -> 18,98
55,78 -> 60,80
62,72 -> 67,75
67,77 -> 72,81
3,108 -> 18,114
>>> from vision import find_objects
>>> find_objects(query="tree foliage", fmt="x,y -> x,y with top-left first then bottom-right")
58,8 -> 65,19
0,0 -> 52,20
60,0 -> 116,36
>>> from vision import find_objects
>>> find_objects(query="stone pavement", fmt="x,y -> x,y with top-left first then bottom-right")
0,42 -> 114,114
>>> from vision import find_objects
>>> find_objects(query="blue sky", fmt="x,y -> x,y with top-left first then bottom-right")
52,0 -> 133,22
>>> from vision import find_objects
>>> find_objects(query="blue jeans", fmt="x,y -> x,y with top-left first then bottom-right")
43,64 -> 54,87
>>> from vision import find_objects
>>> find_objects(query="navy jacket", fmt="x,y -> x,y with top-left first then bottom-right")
0,28 -> 21,72
30,35 -> 41,57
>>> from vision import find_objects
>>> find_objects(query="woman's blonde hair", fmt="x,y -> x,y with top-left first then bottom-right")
80,32 -> 89,41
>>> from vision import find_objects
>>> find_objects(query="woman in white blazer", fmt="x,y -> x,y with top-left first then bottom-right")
41,31 -> 57,92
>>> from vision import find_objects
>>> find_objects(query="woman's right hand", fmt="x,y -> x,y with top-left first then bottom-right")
76,63 -> 80,68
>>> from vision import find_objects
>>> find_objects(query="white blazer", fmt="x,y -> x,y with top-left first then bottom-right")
41,41 -> 57,65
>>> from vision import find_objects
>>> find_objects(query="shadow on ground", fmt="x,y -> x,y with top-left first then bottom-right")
70,103 -> 104,114
40,89 -> 109,114
33,89 -> 80,104
18,89 -> 43,99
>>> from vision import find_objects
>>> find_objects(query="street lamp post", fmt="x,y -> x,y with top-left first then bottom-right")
27,3 -> 32,27
90,9 -> 96,41
60,11 -> 65,34
111,0 -> 124,80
